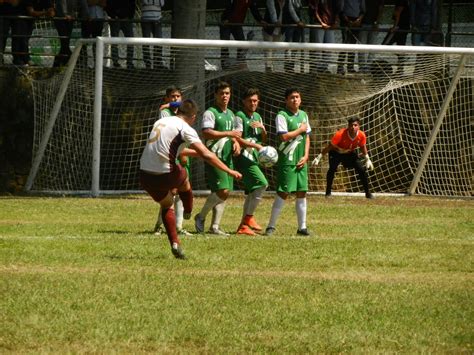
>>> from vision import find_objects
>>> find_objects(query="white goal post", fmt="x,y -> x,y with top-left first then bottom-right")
26,37 -> 474,197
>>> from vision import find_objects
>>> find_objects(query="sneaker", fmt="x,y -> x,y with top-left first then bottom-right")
171,243 -> 186,260
178,228 -> 192,236
154,224 -> 163,235
244,215 -> 262,231
366,192 -> 375,199
296,228 -> 310,236
194,213 -> 205,233
236,224 -> 256,236
208,227 -> 230,236
264,226 -> 275,236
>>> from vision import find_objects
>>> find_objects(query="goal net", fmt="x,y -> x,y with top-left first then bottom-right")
26,37 -> 474,197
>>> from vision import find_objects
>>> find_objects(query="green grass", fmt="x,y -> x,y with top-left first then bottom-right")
1,195 -> 473,353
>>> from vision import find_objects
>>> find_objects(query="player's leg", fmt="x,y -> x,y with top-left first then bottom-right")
237,161 -> 268,234
195,166 -> 229,233
295,166 -> 310,236
265,165 -> 294,235
352,156 -> 373,199
326,151 -> 341,197
159,192 -> 185,259
209,188 -> 231,235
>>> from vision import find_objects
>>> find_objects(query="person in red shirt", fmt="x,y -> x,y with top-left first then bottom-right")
312,116 -> 374,199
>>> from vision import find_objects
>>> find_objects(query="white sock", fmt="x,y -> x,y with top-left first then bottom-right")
199,193 -> 223,219
246,186 -> 266,216
267,195 -> 285,228
174,196 -> 184,230
211,201 -> 225,230
296,197 -> 307,230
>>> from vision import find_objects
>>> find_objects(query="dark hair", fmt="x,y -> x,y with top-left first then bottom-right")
177,99 -> 198,118
215,81 -> 231,93
165,86 -> 182,97
284,87 -> 300,98
347,116 -> 361,125
242,88 -> 260,99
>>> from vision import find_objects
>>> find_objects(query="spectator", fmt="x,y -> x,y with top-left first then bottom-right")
307,0 -> 341,73
358,0 -> 384,72
262,0 -> 285,72
382,0 -> 409,74
53,0 -> 88,67
80,0 -> 106,65
0,0 -> 13,65
410,0 -> 439,46
220,0 -> 265,70
282,0 -> 304,72
312,116 -> 374,199
106,0 -> 135,69
336,0 -> 365,74
140,0 -> 164,69
23,0 -> 55,66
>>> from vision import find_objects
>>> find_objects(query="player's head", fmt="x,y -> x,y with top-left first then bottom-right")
177,99 -> 199,124
347,116 -> 361,134
165,86 -> 183,103
214,81 -> 231,108
284,88 -> 301,112
242,88 -> 260,114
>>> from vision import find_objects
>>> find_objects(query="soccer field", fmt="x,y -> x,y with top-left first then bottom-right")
1,195 -> 473,352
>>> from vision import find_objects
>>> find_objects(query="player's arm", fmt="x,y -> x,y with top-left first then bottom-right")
359,144 -> 374,170
279,122 -> 307,142
189,142 -> 242,180
201,128 -> 241,140
236,137 -> 263,151
250,119 -> 268,144
296,135 -> 310,169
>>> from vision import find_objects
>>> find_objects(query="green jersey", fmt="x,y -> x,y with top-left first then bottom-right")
236,110 -> 264,163
276,109 -> 310,166
202,106 -> 240,164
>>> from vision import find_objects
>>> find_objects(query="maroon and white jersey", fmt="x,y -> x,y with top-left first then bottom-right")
140,116 -> 201,174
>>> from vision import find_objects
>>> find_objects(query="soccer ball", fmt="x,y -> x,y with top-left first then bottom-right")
258,146 -> 278,168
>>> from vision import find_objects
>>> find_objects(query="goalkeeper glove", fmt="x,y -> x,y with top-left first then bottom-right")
311,153 -> 323,167
364,155 -> 374,171
169,101 -> 182,109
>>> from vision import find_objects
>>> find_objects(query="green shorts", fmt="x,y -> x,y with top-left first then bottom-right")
236,157 -> 268,193
276,164 -> 308,193
205,160 -> 234,192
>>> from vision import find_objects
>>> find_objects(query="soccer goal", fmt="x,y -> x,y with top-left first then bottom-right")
25,37 -> 474,197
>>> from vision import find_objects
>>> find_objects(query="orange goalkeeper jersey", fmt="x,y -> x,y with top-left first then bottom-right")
331,128 -> 367,152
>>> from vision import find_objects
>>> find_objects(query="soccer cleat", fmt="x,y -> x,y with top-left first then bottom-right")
244,215 -> 262,231
177,228 -> 192,236
208,227 -> 230,236
365,192 -> 375,199
154,225 -> 163,235
194,213 -> 205,233
171,243 -> 186,260
296,228 -> 311,236
236,224 -> 256,236
264,226 -> 275,236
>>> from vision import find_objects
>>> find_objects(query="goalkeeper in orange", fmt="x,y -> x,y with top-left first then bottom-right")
312,116 -> 374,199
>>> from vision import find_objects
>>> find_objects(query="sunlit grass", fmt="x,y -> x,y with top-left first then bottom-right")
1,195 -> 473,352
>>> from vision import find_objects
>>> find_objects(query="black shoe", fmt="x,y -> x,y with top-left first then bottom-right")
296,228 -> 310,236
366,192 -> 374,199
171,243 -> 186,259
325,192 -> 332,198
264,226 -> 275,236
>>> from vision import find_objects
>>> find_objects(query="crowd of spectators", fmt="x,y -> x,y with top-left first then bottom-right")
0,0 -> 441,70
